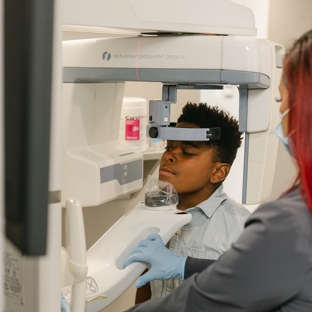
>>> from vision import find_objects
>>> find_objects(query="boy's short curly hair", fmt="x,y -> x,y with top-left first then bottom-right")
177,102 -> 242,165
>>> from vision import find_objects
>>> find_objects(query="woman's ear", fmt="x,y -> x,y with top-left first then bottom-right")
210,163 -> 230,184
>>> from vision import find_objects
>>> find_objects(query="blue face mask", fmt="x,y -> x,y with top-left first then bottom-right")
274,108 -> 292,155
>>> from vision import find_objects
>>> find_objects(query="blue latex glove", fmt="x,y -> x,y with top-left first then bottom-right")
123,234 -> 186,288
61,293 -> 70,312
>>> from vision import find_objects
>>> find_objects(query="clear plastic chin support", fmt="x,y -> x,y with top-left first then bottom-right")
144,175 -> 179,210
61,179 -> 191,311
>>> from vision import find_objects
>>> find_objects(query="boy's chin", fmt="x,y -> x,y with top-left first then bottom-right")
158,175 -> 166,181
158,175 -> 176,186
158,174 -> 170,181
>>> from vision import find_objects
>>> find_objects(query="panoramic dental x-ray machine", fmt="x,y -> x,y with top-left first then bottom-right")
58,1 -> 293,311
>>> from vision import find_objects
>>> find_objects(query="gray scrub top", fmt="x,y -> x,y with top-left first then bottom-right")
126,187 -> 312,312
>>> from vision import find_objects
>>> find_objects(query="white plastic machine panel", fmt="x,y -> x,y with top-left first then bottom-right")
222,36 -> 272,77
222,36 -> 280,133
62,36 -> 274,84
63,35 -> 274,132
62,36 -> 223,70
61,82 -> 143,207
61,202 -> 192,311
63,0 -> 256,36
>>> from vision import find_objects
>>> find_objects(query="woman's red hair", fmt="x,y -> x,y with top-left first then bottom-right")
284,29 -> 312,212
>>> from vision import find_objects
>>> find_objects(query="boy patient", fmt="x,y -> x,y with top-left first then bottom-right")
136,102 -> 250,303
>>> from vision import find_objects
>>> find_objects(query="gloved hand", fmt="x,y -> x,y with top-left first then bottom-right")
123,234 -> 186,288
61,293 -> 70,312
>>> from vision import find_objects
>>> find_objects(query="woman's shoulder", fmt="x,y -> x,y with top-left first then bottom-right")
247,187 -> 311,235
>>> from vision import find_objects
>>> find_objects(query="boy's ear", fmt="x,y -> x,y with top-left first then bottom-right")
211,163 -> 230,183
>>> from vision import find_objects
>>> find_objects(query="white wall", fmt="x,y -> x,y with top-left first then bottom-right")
268,0 -> 312,47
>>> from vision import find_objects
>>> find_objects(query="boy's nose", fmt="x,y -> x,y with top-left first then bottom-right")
165,151 -> 177,162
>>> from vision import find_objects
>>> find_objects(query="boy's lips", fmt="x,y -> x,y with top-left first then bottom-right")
159,167 -> 175,176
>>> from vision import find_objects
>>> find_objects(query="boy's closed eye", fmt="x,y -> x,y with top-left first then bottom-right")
181,142 -> 201,156
181,147 -> 197,156
164,142 -> 199,157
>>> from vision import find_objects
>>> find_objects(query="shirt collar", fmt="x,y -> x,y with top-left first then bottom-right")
186,184 -> 228,218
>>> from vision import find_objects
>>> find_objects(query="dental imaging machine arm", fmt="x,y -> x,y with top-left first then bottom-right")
147,84 -> 222,141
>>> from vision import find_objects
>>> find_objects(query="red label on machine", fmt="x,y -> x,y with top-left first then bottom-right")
125,116 -> 140,140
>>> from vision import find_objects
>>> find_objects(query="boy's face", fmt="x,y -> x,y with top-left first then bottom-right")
158,122 -> 227,202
